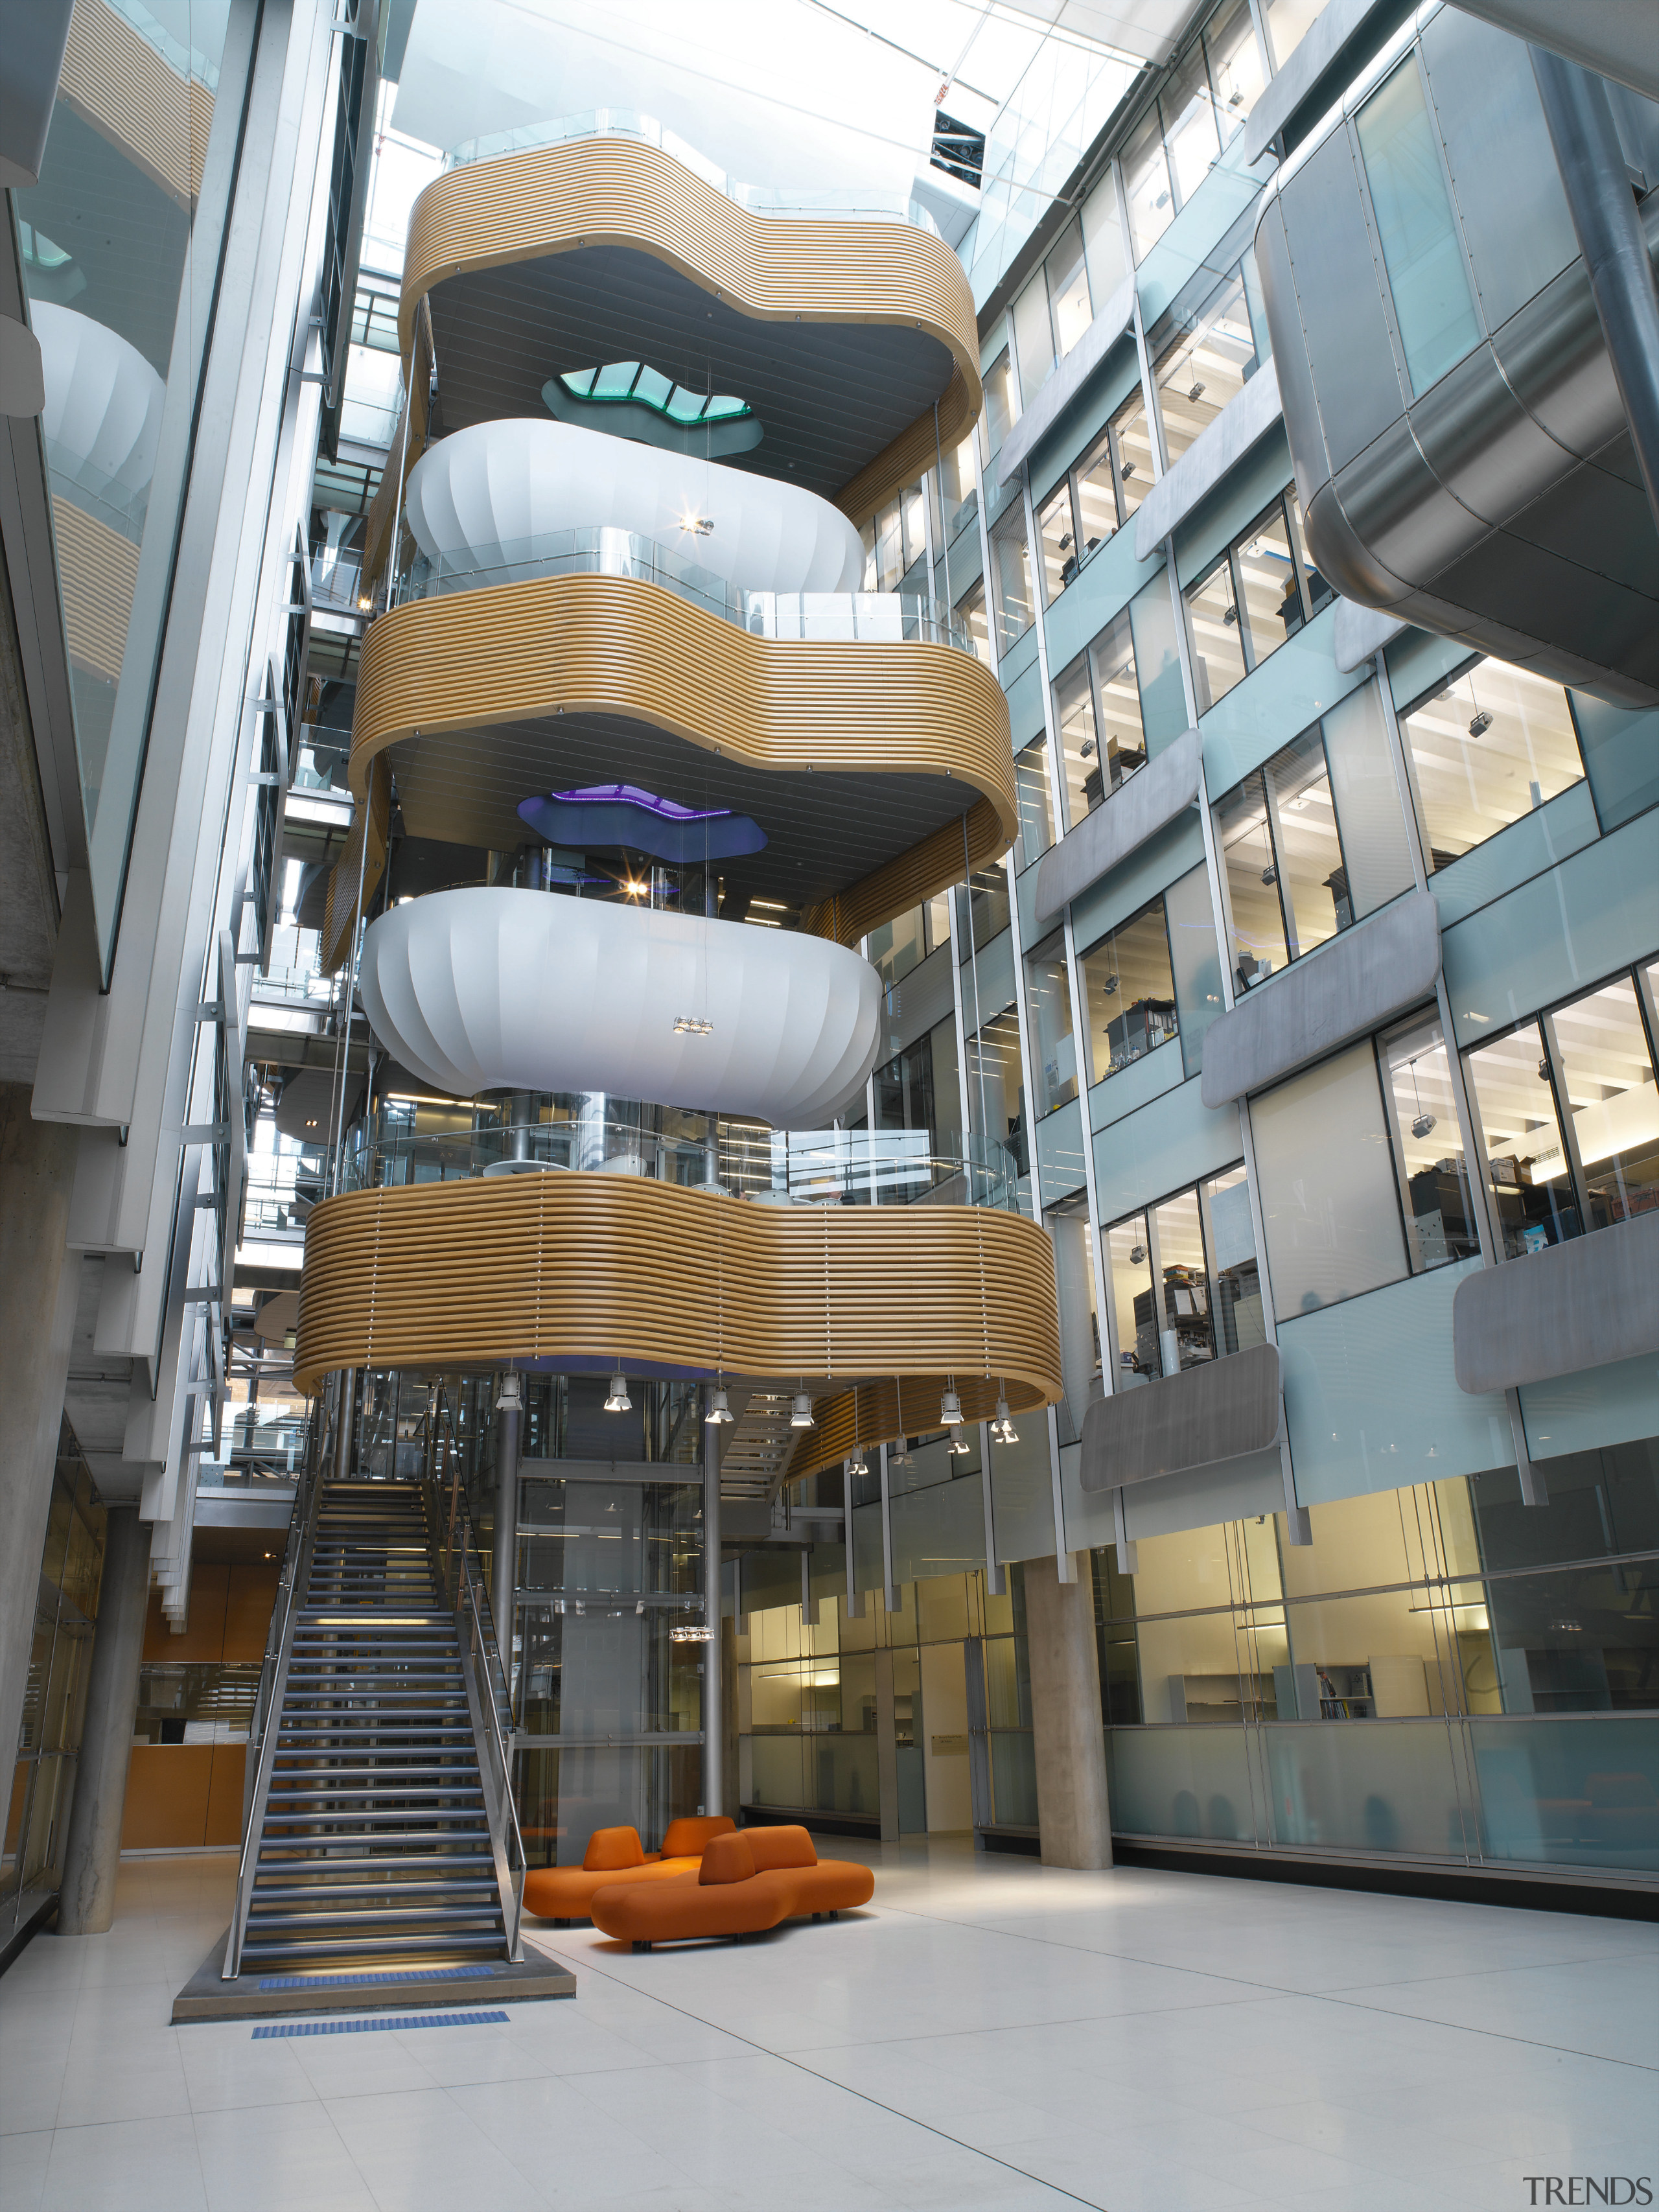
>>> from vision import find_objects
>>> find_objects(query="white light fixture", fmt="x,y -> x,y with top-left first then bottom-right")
948,1435 -> 972,1458
605,1371 -> 632,1412
671,1623 -> 715,1643
992,1396 -> 1018,1445
705,1386 -> 733,1425
790,1391 -> 815,1429
940,1386 -> 963,1428
674,1014 -> 713,1036
847,1452 -> 868,1478
496,1371 -> 522,1414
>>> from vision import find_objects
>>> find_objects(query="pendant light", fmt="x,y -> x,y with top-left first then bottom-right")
604,1371 -> 631,1412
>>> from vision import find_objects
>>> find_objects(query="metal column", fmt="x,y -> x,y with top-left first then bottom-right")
1530,48 -> 1659,527
702,1383 -> 722,1817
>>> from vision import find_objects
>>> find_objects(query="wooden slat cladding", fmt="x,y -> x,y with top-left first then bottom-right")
51,495 -> 138,684
783,1375 -> 1043,1489
399,134 -> 979,519
295,1176 -> 1062,1406
60,0 -> 213,209
349,572 -> 1015,939
319,756 -> 389,973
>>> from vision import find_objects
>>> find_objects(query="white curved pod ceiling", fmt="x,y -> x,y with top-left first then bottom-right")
404,417 -> 864,595
360,890 -> 882,1125
32,303 -> 166,520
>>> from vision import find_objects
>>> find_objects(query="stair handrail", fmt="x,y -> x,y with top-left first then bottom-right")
222,1398 -> 331,1980
240,1399 -> 320,1830
441,1487 -> 526,1962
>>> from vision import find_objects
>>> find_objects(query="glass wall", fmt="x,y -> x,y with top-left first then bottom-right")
514,1471 -> 705,1867
1106,1165 -> 1262,1380
1078,894 -> 1179,1086
1465,962 -> 1659,1257
1354,57 -> 1481,397
1098,1440 -> 1659,1875
19,0 -> 251,973
989,506 -> 1035,651
1214,686 -> 1415,990
1397,655 -> 1588,871
3,1431 -> 104,1926
1122,1 -> 1266,261
1185,485 -> 1330,708
1036,389 -> 1153,601
1151,255 -> 1270,467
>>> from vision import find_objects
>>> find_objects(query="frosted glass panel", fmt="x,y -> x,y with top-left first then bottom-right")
1322,682 -> 1416,920
1356,61 -> 1481,395
1252,1040 -> 1410,1320
1165,863 -> 1225,1079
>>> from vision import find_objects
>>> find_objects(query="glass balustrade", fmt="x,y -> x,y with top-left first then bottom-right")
441,108 -> 941,236
338,1105 -> 1019,1212
388,526 -> 974,653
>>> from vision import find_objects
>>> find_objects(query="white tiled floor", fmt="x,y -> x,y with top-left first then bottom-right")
1,1841 -> 1654,2210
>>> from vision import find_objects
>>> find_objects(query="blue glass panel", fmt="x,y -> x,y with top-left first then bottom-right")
1571,692 -> 1659,834
1355,60 -> 1481,396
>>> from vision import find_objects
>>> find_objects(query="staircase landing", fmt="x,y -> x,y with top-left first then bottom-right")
171,1937 -> 574,2024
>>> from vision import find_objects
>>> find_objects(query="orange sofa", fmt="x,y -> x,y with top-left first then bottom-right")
590,1824 -> 874,1949
523,1817 -> 736,1923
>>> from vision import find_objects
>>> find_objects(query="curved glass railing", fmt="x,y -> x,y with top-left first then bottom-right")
389,525 -> 973,653
340,1112 -> 1021,1213
442,108 -> 940,237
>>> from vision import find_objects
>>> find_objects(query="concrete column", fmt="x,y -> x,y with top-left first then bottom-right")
702,1386 -> 721,1817
56,1507 -> 150,1935
0,1088 -> 79,1793
1023,1552 -> 1113,1869
493,1391 -> 520,1701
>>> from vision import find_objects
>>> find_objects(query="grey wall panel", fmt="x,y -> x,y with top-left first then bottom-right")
1034,728 -> 1201,928
1079,1343 -> 1281,1490
1452,1210 -> 1659,1395
1408,340 -> 1577,532
1490,255 -> 1624,466
0,0 -> 73,189
1332,415 -> 1486,590
1305,479 -> 1412,607
1421,9 -> 1579,331
1252,199 -> 1332,516
1442,0 -> 1659,104
1277,131 -> 1405,476
1199,887 -> 1440,1107
1122,1447 -> 1286,1539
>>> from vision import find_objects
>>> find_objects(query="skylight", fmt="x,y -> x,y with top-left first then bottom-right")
560,364 -> 752,424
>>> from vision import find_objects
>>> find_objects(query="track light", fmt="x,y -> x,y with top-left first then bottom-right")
605,1372 -> 631,1412
790,1392 -> 815,1428
940,1386 -> 963,1428
705,1386 -> 733,1425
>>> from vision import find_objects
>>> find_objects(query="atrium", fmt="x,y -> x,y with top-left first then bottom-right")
0,0 -> 1654,2206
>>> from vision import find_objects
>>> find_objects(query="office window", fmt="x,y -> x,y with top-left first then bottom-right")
1079,895 -> 1178,1085
966,1006 -> 1027,1177
1261,0 -> 1322,71
959,865 -> 1011,957
1082,172 -> 1128,306
1378,1010 -> 1480,1272
1215,725 -> 1343,984
1122,5 -> 1268,262
1013,269 -> 1056,405
1465,964 -> 1659,1258
1032,386 -> 1152,604
1398,655 -> 1586,872
859,476 -> 927,591
1355,59 -> 1482,397
1253,1042 -> 1411,1319
1052,607 -> 1146,826
1014,734 -> 1056,869
1213,688 -> 1411,993
866,896 -> 950,992
1047,215 -> 1094,357
1027,933 -> 1078,1113
1152,258 -> 1270,466
931,432 -> 978,546
1186,487 -> 1330,708
1108,1164 -> 1262,1381
989,507 -> 1035,650
955,577 -> 992,666
982,344 -> 1018,461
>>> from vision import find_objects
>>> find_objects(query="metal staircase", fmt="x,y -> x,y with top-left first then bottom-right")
717,1390 -> 798,1505
222,1461 -> 526,1983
